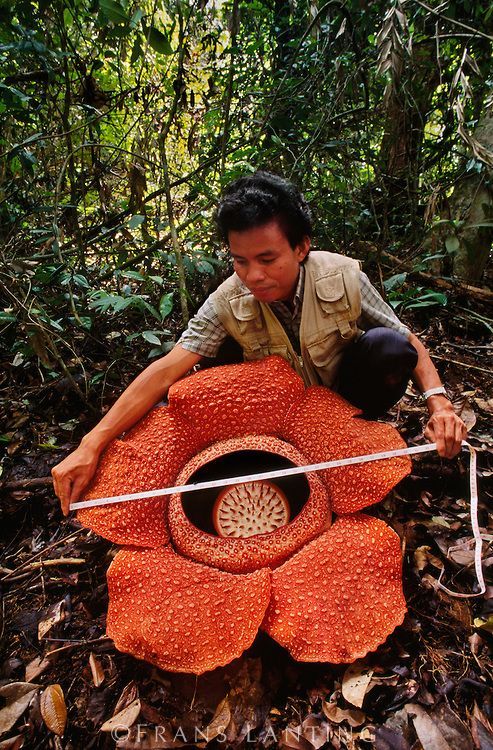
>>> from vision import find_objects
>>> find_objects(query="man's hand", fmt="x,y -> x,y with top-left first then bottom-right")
424,399 -> 467,459
52,441 -> 101,516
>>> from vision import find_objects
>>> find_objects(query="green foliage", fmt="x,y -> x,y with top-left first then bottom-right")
0,0 -> 490,392
383,274 -> 448,311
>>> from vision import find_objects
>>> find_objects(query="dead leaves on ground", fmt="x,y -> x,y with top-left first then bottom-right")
40,684 -> 67,736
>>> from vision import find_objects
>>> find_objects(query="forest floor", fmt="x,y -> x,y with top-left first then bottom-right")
0,294 -> 492,750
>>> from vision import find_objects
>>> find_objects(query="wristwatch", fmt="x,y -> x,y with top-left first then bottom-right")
422,386 -> 448,400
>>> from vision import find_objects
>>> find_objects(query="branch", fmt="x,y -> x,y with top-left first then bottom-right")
413,0 -> 493,41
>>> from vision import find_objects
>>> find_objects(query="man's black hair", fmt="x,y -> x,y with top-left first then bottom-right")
215,171 -> 313,249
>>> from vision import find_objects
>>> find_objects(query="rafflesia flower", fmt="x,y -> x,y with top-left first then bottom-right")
78,356 -> 411,674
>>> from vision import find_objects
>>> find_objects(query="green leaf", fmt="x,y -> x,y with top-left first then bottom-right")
19,149 -> 37,175
383,273 -> 407,292
128,214 -> 145,229
99,0 -> 129,24
131,39 -> 143,64
147,26 -> 172,54
159,292 -> 173,319
72,274 -> 90,289
445,235 -> 460,254
196,259 -> 215,275
122,270 -> 144,280
142,330 -> 161,345
0,312 -> 17,322
130,8 -> 144,29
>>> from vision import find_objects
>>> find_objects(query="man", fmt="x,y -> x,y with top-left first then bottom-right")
53,172 -> 467,515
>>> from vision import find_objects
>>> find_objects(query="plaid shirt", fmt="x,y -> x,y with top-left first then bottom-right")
179,267 -> 409,358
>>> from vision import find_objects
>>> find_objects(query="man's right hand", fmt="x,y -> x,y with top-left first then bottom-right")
51,442 -> 101,516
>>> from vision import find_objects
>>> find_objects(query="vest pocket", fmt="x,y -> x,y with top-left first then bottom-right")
229,294 -> 263,335
315,272 -> 350,314
307,328 -> 356,368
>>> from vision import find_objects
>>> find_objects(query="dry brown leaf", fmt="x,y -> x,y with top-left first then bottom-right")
40,684 -> 67,736
25,654 -> 51,683
113,681 -> 139,716
367,673 -> 400,690
202,697 -> 231,743
341,660 -> 374,708
475,397 -> 493,415
299,715 -> 331,750
433,703 -> 474,750
38,599 -> 68,641
101,699 -> 141,733
0,734 -> 25,750
116,724 -> 184,749
0,682 -> 39,736
279,726 -> 314,750
468,632 -> 484,655
447,539 -> 477,567
406,703 -> 473,750
451,395 -> 477,431
322,696 -> 365,727
414,545 -> 444,572
89,652 -> 105,687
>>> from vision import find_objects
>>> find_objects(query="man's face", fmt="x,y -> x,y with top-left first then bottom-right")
228,219 -> 310,303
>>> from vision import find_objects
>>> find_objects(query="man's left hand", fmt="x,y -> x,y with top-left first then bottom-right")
424,402 -> 468,458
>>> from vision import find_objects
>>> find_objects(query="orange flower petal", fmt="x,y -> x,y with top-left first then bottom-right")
78,408 -> 200,546
282,387 -> 411,513
168,356 -> 304,447
107,547 -> 271,674
262,514 -> 406,663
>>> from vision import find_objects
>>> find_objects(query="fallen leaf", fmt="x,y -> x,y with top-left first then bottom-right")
113,681 -> 139,716
279,726 -> 314,750
453,397 -> 476,431
202,697 -> 231,743
40,684 -> 67,736
341,660 -> 374,707
406,702 -> 474,750
38,599 -> 68,640
373,725 -> 411,750
116,724 -> 184,749
101,699 -> 141,733
299,714 -> 331,749
89,652 -> 105,687
414,545 -> 444,572
474,397 -> 493,415
468,632 -> 484,655
0,735 -> 25,750
471,703 -> 493,750
322,696 -> 365,727
0,682 -> 39,736
25,655 -> 51,683
433,703 -> 474,750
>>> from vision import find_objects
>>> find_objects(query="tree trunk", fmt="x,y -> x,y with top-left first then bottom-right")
450,107 -> 493,283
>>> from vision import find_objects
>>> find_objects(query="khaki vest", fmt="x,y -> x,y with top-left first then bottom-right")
210,251 -> 362,387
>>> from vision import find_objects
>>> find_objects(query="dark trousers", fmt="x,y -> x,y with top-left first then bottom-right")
207,327 -> 418,419
337,327 -> 418,417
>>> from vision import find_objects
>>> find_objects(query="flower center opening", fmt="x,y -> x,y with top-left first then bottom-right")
181,449 -> 310,537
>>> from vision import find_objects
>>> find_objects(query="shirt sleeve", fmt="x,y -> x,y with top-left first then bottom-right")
358,272 -> 410,337
178,297 -> 229,357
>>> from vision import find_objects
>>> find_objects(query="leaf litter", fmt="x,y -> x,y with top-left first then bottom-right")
0,310 -> 492,748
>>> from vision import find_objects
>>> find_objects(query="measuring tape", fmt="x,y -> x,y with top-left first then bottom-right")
70,441 -> 485,598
